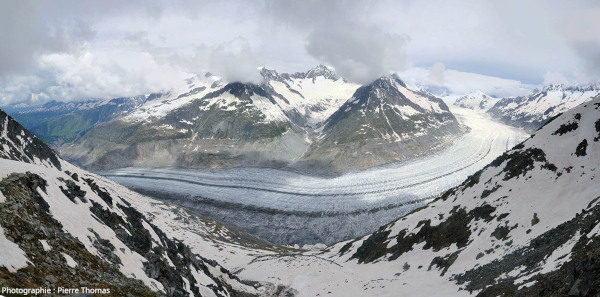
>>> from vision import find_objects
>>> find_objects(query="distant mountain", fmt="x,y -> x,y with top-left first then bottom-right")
0,108 -> 272,296
14,66 -> 465,175
488,84 -> 600,132
454,90 -> 497,111
260,65 -> 360,128
327,98 -> 600,295
297,74 -> 465,174
10,95 -> 158,145
60,79 -> 307,171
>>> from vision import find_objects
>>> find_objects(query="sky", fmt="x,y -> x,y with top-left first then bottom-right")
1,0 -> 599,106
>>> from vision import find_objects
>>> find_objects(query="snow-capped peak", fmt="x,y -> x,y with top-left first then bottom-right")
454,90 -> 496,111
302,64 -> 340,80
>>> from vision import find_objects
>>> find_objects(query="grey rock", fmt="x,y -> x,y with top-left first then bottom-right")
44,274 -> 58,284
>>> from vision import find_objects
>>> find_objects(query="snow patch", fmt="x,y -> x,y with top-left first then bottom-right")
39,239 -> 51,251
61,252 -> 78,268
0,227 -> 30,272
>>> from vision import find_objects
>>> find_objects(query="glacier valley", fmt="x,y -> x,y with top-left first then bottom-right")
102,106 -> 528,245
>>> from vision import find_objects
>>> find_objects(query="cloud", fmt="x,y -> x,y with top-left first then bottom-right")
2,0 -> 600,106
0,48 -> 193,105
571,41 -> 600,81
207,38 -> 263,83
0,1 -> 94,77
398,66 -> 534,98
0,0 -> 267,105
427,63 -> 446,85
265,0 -> 410,84
554,4 -> 600,82
543,71 -> 573,86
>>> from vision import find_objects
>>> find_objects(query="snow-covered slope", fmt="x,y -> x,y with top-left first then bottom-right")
59,79 -> 307,170
306,98 -> 600,295
47,67 -> 467,175
57,66 -> 357,171
0,109 -> 62,170
123,73 -> 223,123
454,91 -> 497,111
0,109 -> 271,296
261,65 -> 360,128
488,84 -> 600,132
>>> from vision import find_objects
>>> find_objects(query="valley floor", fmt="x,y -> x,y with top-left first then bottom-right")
102,107 -> 528,246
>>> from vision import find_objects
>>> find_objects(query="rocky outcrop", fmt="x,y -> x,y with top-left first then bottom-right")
0,109 -> 62,169
0,172 -> 155,295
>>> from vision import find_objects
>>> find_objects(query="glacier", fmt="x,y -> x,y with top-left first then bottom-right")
102,107 -> 528,245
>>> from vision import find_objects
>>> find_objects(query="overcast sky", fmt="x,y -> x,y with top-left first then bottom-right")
1,0 -> 599,106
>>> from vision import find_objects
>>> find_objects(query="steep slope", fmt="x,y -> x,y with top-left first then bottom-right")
488,84 -> 600,132
59,80 -> 309,170
453,91 -> 497,111
0,109 -> 273,296
122,73 -> 224,124
0,109 -> 63,170
297,74 -> 466,174
60,66 -> 357,171
260,65 -> 360,128
311,98 -> 600,295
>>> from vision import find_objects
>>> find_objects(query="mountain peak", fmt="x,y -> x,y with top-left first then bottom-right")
259,67 -> 280,80
260,65 -> 340,81
454,90 -> 495,111
470,90 -> 488,96
370,74 -> 407,90
295,65 -> 340,81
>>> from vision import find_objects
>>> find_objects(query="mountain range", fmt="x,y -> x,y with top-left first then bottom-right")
488,84 -> 600,132
10,66 -> 466,175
